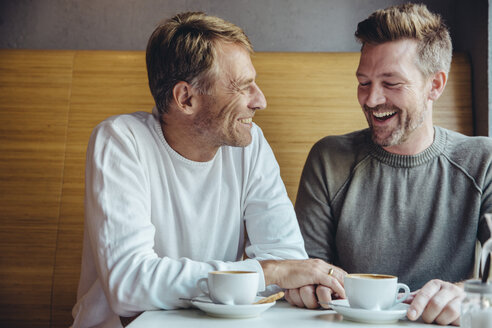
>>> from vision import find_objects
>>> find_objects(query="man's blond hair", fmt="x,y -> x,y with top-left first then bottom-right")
355,3 -> 452,77
146,12 -> 252,116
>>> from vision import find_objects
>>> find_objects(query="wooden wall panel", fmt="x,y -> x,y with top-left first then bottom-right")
0,50 -> 74,328
433,54 -> 473,136
253,53 -> 364,203
51,51 -> 154,328
252,52 -> 473,203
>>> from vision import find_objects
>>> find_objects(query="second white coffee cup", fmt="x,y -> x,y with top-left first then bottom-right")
344,273 -> 410,310
197,270 -> 259,305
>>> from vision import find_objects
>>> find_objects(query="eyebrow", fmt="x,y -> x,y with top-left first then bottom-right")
356,72 -> 403,79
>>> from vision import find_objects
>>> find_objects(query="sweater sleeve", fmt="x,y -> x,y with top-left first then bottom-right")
479,154 -> 492,243
241,126 -> 308,262
84,120 -> 264,316
295,142 -> 338,263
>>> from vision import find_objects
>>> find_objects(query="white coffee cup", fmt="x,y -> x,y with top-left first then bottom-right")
344,273 -> 410,310
197,271 -> 259,305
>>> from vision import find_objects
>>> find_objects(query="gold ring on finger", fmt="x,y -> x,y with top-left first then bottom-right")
328,268 -> 334,276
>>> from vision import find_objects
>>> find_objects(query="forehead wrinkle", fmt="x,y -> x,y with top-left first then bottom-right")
214,42 -> 256,93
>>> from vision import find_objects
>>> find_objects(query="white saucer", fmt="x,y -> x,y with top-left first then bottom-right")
329,299 -> 409,324
191,295 -> 275,318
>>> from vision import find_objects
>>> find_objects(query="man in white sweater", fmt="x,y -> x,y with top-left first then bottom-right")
71,12 -> 345,328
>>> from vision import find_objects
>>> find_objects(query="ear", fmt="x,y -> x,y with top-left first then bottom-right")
428,71 -> 447,101
172,81 -> 197,115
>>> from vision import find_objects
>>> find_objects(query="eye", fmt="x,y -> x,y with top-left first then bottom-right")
384,82 -> 402,88
358,81 -> 370,87
240,83 -> 256,94
232,82 -> 250,93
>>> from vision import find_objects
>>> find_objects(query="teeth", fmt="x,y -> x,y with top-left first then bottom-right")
240,118 -> 252,123
373,111 -> 396,118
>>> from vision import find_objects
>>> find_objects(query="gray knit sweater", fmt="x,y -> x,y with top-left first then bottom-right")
295,126 -> 492,291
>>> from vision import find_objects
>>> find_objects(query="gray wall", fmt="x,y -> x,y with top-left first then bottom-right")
0,0 -> 489,135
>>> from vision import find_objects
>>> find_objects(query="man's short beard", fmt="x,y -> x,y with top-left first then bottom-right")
371,126 -> 404,147
364,103 -> 427,148
364,104 -> 400,147
192,97 -> 252,149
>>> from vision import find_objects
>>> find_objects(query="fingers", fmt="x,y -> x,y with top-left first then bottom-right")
316,285 -> 333,309
403,290 -> 418,304
305,259 -> 345,298
286,284 -> 341,310
285,286 -> 318,308
317,272 -> 346,298
408,280 -> 464,325
434,297 -> 461,326
328,265 -> 347,286
408,280 -> 441,321
285,288 -> 304,308
299,285 -> 319,308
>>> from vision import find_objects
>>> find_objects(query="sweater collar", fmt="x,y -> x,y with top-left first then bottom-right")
368,126 -> 446,168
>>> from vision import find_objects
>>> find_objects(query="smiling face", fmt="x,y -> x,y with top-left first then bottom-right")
356,39 -> 435,154
193,42 -> 266,148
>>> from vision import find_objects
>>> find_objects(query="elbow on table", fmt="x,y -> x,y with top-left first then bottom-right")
104,276 -> 157,316
105,273 -> 186,315
106,288 -> 163,317
106,288 -> 145,317
103,258 -> 186,314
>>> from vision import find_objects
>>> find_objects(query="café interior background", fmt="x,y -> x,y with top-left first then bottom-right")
0,0 -> 490,136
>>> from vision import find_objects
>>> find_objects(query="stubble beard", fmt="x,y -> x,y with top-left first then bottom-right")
193,101 -> 252,149
366,101 -> 427,148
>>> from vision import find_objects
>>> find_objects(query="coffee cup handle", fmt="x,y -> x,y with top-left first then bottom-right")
395,283 -> 411,305
197,277 -> 210,297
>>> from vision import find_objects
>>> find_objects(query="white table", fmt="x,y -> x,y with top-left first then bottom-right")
127,301 -> 434,328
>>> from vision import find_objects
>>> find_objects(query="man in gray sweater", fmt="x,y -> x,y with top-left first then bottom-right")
290,3 -> 492,326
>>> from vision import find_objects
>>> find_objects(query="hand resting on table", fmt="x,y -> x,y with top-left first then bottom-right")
405,279 -> 464,326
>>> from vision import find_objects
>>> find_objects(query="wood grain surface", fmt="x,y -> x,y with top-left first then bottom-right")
51,51 -> 154,327
0,50 -> 74,328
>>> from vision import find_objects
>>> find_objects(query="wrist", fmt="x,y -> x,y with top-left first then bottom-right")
260,260 -> 279,287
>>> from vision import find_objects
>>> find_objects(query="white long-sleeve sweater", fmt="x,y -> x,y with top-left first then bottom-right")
72,109 -> 307,328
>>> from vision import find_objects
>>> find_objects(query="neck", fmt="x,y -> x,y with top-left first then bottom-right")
161,120 -> 219,162
383,121 -> 435,155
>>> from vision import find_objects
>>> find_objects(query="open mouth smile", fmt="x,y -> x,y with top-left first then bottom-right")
373,111 -> 397,122
239,118 -> 252,124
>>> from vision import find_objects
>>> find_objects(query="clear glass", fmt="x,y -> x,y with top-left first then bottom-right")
461,280 -> 492,328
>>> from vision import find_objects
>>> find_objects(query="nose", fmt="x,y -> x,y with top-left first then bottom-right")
249,83 -> 267,111
363,84 -> 386,108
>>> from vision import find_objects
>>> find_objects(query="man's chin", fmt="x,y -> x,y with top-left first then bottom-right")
371,130 -> 401,148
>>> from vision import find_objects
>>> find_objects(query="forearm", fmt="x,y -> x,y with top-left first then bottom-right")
97,253 -> 263,314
